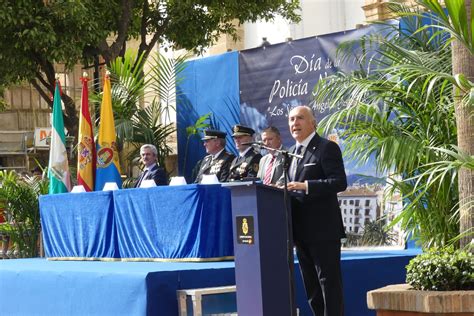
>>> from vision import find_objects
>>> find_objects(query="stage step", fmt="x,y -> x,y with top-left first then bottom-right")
177,285 -> 237,316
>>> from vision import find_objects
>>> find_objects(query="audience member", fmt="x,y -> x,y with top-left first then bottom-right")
194,129 -> 235,183
228,124 -> 262,181
134,144 -> 168,187
257,126 -> 285,185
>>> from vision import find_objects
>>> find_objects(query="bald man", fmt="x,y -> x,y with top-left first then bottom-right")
287,106 -> 347,316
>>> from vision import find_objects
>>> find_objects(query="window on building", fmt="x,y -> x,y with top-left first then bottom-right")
343,200 -> 347,205
349,218 -> 352,223
355,200 -> 360,206
349,200 -> 354,205
365,218 -> 370,224
355,209 -> 359,216
365,199 -> 370,206
365,209 -> 370,216
354,227 -> 359,233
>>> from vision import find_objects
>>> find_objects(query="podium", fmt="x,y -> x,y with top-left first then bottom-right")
225,182 -> 295,316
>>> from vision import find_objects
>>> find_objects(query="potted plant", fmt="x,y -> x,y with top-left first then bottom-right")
367,248 -> 474,315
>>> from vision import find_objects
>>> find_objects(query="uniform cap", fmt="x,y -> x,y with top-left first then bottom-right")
201,129 -> 227,140
231,124 -> 255,137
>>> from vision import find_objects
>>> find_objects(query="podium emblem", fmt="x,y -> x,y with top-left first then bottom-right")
236,216 -> 254,245
242,218 -> 249,235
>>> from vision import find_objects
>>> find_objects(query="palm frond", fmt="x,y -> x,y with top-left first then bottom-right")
313,7 -> 461,248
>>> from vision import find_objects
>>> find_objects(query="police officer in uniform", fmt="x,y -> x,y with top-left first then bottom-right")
194,129 -> 235,183
228,124 -> 262,181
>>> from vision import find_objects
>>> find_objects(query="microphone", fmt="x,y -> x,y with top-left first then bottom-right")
241,141 -> 264,146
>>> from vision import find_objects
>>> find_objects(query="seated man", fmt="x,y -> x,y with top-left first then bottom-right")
228,124 -> 262,181
194,129 -> 235,183
134,144 -> 168,187
257,126 -> 285,185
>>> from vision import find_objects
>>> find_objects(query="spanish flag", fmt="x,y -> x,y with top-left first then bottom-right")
77,74 -> 96,191
95,72 -> 122,190
48,80 -> 72,194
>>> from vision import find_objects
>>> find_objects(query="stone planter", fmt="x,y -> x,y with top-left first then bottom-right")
367,284 -> 474,316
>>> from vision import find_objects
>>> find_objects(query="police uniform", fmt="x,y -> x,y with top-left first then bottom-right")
228,125 -> 262,181
194,130 -> 235,183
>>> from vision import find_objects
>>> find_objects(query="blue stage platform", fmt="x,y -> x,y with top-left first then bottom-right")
0,249 -> 420,316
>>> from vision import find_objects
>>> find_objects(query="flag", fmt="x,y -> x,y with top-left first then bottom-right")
95,72 -> 122,190
48,80 -> 72,194
77,74 -> 96,191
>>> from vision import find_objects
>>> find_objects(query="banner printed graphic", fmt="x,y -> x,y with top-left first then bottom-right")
239,25 -> 386,183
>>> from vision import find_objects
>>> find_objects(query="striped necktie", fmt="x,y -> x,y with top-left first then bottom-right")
263,155 -> 275,185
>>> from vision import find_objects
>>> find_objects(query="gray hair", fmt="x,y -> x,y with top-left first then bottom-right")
217,138 -> 226,148
262,126 -> 281,136
140,144 -> 158,156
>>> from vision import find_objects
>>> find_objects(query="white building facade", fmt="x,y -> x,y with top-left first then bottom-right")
338,187 -> 379,234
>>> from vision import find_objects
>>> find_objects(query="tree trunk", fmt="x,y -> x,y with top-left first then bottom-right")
62,94 -> 79,141
451,0 -> 474,249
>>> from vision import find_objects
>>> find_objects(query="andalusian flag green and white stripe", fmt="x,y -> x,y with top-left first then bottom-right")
48,80 -> 71,194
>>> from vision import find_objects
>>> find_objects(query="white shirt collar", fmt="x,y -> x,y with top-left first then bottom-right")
213,148 -> 225,159
270,144 -> 283,157
144,163 -> 157,171
297,131 -> 315,149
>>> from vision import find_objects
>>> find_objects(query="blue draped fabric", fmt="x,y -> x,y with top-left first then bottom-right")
176,52 -> 240,182
40,191 -> 117,258
113,184 -> 233,259
39,185 -> 233,260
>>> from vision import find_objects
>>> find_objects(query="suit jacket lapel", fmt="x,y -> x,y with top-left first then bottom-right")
146,165 -> 158,180
295,134 -> 320,180
201,156 -> 212,172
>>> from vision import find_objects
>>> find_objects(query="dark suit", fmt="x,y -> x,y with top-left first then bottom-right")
228,149 -> 262,181
194,150 -> 235,183
134,164 -> 168,187
290,133 -> 347,316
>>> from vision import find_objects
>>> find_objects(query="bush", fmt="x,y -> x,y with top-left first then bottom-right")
406,248 -> 474,291
0,170 -> 48,257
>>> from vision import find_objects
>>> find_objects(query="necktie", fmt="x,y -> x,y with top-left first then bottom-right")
137,169 -> 148,188
290,145 -> 303,181
263,155 -> 275,185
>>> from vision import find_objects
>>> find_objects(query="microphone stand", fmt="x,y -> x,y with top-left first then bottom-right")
252,143 -> 300,316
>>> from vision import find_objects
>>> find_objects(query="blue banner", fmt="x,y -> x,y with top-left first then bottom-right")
176,25 -> 392,183
177,52 -> 240,181
239,24 -> 388,183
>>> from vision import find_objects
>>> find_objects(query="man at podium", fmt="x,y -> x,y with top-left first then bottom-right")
286,106 -> 347,316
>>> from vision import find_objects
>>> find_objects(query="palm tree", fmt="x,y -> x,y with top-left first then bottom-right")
411,0 -> 473,250
313,5 -> 461,248
92,50 -> 188,178
362,220 -> 398,246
